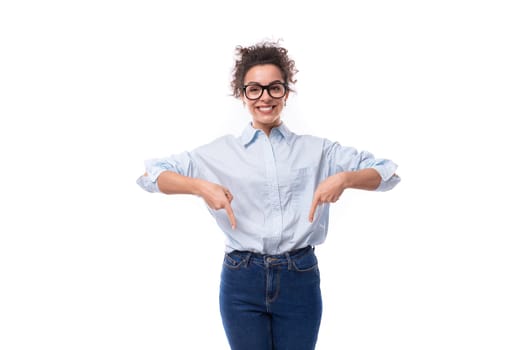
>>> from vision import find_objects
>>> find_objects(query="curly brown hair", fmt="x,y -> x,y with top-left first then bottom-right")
231,41 -> 298,99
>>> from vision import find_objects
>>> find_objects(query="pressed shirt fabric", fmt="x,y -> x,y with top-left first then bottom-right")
137,123 -> 400,255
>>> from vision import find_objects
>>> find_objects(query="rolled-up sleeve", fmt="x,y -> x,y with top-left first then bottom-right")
136,151 -> 198,193
325,141 -> 400,192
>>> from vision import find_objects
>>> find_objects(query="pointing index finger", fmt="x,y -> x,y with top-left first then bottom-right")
224,201 -> 237,229
308,195 -> 320,223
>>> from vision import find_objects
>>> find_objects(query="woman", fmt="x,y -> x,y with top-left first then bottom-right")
137,41 -> 400,350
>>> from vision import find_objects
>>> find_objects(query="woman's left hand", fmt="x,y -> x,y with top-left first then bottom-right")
308,172 -> 346,222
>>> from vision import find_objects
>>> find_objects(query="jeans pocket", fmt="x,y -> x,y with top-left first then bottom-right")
223,252 -> 246,270
291,251 -> 319,272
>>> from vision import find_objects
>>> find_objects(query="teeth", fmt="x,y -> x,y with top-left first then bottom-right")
258,106 -> 273,111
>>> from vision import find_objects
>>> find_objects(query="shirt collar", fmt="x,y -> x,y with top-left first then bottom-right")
274,123 -> 292,141
240,122 -> 293,147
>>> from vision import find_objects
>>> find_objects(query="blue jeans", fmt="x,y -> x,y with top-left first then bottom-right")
219,246 -> 322,350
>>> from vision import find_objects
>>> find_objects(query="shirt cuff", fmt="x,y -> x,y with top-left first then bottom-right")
371,161 -> 400,192
376,173 -> 401,192
136,174 -> 160,193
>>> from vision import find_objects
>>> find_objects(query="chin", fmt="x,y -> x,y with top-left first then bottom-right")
256,116 -> 280,125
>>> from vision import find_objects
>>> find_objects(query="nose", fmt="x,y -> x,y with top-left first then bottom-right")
260,87 -> 272,100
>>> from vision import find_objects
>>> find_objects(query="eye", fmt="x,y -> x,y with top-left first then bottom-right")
247,85 -> 262,93
270,84 -> 284,93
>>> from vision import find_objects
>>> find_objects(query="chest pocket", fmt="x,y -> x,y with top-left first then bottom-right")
280,166 -> 317,209
290,167 -> 313,191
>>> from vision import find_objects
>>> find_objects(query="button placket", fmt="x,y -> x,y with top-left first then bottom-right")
262,134 -> 284,253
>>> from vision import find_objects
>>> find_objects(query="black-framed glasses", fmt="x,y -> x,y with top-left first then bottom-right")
243,82 -> 288,100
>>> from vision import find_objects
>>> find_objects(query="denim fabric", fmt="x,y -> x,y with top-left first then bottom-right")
219,246 -> 322,350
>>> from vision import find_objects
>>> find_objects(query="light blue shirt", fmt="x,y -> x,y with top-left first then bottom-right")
137,123 -> 400,254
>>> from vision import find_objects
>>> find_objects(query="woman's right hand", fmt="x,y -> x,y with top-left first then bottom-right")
195,179 -> 237,230
155,171 -> 237,229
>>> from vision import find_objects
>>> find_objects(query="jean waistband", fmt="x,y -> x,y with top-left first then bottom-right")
229,246 -> 313,267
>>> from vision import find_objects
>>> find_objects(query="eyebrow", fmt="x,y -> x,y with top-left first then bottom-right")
244,80 -> 284,86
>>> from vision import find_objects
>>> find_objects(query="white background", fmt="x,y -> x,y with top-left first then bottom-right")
1,1 -> 524,349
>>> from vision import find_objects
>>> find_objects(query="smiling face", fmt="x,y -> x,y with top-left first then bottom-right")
242,64 -> 288,135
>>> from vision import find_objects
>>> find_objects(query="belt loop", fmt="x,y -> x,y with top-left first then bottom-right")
244,252 -> 252,267
285,252 -> 292,270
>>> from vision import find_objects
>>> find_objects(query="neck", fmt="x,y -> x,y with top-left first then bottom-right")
252,121 -> 281,137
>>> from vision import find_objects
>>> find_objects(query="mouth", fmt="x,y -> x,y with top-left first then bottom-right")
256,105 -> 275,113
